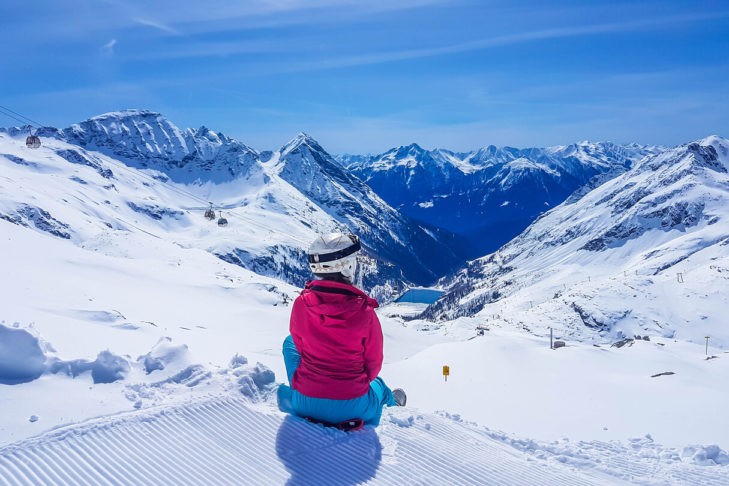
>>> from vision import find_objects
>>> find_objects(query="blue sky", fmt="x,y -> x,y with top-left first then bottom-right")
1,0 -> 728,153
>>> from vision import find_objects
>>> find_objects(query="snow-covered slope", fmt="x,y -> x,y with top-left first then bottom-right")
3,395 -> 728,485
421,136 -> 729,347
0,113 -> 467,296
341,141 -> 660,256
0,130 -> 325,289
0,397 -> 602,485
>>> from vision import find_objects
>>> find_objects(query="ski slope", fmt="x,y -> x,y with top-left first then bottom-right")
3,219 -> 728,485
2,127 -> 729,484
2,395 -> 727,485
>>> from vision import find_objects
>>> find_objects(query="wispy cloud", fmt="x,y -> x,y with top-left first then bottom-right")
136,9 -> 729,84
131,39 -> 285,61
133,17 -> 181,35
100,38 -> 117,55
268,10 -> 729,74
137,0 -> 442,26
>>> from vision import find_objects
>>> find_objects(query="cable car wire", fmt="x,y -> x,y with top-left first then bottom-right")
0,104 -> 44,128
0,107 -> 36,128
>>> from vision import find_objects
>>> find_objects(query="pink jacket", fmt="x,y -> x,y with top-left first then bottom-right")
290,280 -> 383,400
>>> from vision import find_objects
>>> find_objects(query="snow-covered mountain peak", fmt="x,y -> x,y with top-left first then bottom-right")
467,145 -> 520,166
495,157 -> 561,188
394,142 -> 426,157
368,142 -> 456,173
279,132 -> 326,158
86,108 -> 161,121
272,132 -> 465,285
59,110 -> 260,183
68,109 -> 179,141
545,140 -> 646,164
699,134 -> 727,147
698,134 -> 729,165
64,110 -> 189,161
277,132 -> 393,205
193,125 -> 221,140
634,136 -> 728,177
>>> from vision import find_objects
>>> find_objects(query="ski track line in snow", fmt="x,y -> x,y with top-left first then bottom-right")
0,396 -> 724,486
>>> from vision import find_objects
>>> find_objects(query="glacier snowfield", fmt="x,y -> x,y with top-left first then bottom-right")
1,115 -> 729,484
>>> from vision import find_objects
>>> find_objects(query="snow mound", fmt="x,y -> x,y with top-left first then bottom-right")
47,350 -> 130,384
683,444 -> 729,466
120,352 -> 277,413
138,337 -> 189,374
0,323 -> 139,385
89,350 -> 131,383
233,362 -> 277,398
0,324 -> 46,385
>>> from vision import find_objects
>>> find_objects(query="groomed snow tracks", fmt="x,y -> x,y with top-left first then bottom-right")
0,396 -> 694,485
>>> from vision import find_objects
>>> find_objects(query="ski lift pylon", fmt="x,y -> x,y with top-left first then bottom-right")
25,126 -> 41,149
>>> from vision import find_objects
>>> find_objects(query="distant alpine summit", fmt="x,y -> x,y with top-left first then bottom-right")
338,141 -> 661,256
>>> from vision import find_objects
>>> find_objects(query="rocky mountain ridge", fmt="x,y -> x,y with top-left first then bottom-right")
338,141 -> 661,256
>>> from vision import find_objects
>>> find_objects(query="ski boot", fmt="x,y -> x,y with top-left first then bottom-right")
393,388 -> 407,406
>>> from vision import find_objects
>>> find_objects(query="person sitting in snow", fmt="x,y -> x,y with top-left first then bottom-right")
281,232 -> 406,428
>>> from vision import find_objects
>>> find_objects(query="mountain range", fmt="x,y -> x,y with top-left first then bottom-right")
418,135 -> 729,346
3,109 -> 726,337
338,141 -> 661,256
0,110 -> 466,299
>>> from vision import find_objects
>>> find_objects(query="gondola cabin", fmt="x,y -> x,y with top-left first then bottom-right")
204,203 -> 216,220
26,135 -> 41,149
217,212 -> 228,227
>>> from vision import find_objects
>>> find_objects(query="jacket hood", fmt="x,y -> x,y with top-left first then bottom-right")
300,280 -> 378,320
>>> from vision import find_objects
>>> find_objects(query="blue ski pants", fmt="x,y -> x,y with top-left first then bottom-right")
281,335 -> 397,426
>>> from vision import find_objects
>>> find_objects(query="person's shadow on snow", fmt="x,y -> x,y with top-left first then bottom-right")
275,414 -> 382,486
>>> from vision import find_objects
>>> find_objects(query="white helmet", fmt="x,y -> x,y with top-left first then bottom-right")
307,233 -> 361,283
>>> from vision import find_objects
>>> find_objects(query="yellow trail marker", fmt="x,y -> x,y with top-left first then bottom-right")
443,365 -> 450,382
